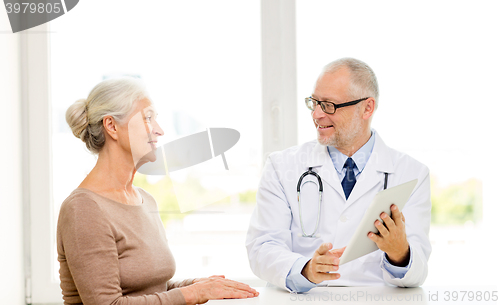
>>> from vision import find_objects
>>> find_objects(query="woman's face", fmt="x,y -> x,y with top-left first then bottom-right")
125,98 -> 164,169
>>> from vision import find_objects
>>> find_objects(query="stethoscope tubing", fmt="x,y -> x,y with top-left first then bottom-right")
296,167 -> 389,238
296,167 -> 323,238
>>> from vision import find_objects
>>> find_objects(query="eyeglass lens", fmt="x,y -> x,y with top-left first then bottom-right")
306,98 -> 335,114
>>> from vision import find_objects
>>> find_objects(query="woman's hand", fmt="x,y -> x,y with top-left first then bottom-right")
180,276 -> 259,305
192,275 -> 225,284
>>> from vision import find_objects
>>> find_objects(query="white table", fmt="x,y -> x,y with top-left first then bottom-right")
208,285 -> 499,305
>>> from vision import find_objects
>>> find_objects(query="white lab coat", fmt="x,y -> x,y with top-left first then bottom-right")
246,132 -> 432,290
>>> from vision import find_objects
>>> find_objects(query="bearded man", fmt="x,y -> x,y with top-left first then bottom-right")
246,58 -> 431,292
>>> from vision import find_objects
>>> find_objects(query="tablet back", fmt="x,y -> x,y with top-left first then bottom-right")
339,179 -> 418,265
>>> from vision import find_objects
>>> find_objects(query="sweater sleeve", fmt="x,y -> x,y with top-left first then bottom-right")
57,195 -> 186,305
167,279 -> 194,290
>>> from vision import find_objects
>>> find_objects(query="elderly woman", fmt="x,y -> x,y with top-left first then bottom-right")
57,78 -> 258,305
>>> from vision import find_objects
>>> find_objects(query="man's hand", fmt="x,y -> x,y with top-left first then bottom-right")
301,243 -> 346,284
368,204 -> 410,266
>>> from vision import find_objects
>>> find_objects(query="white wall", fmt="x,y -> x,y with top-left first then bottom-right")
0,6 -> 25,305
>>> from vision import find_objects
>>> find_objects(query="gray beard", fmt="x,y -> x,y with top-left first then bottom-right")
317,116 -> 363,149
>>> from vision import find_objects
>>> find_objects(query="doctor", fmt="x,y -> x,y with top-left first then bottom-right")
246,58 -> 431,292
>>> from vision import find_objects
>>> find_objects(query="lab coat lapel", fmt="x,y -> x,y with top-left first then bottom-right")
344,132 -> 395,207
307,142 -> 345,200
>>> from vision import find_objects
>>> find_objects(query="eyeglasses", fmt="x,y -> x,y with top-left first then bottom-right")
305,96 -> 369,114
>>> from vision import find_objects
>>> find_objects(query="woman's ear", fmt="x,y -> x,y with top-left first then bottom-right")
103,116 -> 119,140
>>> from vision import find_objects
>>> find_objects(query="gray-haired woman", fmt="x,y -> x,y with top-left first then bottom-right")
58,78 -> 258,305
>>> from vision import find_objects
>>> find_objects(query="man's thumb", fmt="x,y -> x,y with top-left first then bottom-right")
317,242 -> 333,255
330,246 -> 347,256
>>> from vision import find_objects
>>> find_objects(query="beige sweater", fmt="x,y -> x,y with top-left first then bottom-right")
57,188 -> 192,305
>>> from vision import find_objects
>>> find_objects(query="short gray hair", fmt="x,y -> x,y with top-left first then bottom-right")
66,77 -> 149,154
322,57 -> 379,109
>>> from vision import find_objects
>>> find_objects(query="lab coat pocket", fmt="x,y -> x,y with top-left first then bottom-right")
359,251 -> 382,264
356,251 -> 384,278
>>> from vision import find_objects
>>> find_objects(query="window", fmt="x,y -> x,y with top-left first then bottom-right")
30,1 -> 264,303
26,1 -> 499,303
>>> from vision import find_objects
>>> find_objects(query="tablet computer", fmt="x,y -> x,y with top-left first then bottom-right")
339,179 -> 418,265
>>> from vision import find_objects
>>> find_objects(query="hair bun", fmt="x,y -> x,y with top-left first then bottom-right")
66,98 -> 89,140
65,77 -> 148,154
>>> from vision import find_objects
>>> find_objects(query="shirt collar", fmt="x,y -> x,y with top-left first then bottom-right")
327,130 -> 376,174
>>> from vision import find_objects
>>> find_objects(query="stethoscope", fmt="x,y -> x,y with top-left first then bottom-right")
296,167 -> 389,238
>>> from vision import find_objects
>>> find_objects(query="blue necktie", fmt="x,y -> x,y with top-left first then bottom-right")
341,158 -> 357,199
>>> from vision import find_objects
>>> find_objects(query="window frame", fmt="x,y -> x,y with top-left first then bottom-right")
21,23 -> 62,304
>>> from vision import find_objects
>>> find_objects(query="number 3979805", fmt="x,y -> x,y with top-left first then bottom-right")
5,2 -> 62,14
